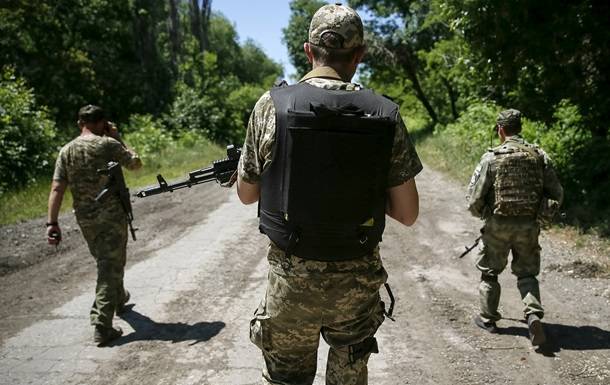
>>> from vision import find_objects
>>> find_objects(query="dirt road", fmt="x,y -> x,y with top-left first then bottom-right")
1,167 -> 609,385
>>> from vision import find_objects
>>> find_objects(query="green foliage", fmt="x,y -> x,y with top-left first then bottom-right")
0,68 -> 56,193
0,0 -> 173,128
420,101 -> 500,180
440,0 -> 610,135
283,0 -> 326,79
123,114 -> 173,160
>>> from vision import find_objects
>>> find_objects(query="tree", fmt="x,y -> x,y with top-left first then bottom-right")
0,68 -> 56,192
282,0 -> 326,79
442,0 -> 610,136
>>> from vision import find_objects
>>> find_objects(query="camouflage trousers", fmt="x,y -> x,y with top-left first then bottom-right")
476,216 -> 544,323
250,243 -> 387,385
77,211 -> 129,328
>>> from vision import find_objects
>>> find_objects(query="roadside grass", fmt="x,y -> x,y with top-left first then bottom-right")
413,128 -> 610,276
414,130 -> 484,184
0,141 -> 225,225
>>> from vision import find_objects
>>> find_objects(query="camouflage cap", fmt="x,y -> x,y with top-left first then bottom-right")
496,109 -> 522,130
309,3 -> 364,49
78,104 -> 105,123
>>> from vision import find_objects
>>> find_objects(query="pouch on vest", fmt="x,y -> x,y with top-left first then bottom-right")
493,144 -> 544,217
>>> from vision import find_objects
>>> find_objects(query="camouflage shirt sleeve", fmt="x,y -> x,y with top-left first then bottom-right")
539,149 -> 564,205
238,91 -> 276,184
52,147 -> 68,182
106,137 -> 141,170
467,152 -> 494,218
387,113 -> 423,187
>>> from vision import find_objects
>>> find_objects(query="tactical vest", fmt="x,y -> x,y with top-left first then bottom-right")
492,142 -> 544,217
259,82 -> 397,261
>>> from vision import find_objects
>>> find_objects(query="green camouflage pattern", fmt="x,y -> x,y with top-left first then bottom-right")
53,134 -> 139,327
496,109 -> 522,130
242,67 -> 417,383
78,212 -> 129,328
467,134 -> 563,323
475,216 -> 544,322
309,4 -> 364,49
53,135 -> 140,220
238,67 -> 423,188
492,142 -> 544,217
250,243 -> 387,384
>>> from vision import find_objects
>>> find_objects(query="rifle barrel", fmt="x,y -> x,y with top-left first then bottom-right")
135,172 -> 217,198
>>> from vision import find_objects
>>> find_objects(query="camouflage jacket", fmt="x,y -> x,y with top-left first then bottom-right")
238,66 -> 423,187
467,135 -> 564,220
53,134 -> 140,220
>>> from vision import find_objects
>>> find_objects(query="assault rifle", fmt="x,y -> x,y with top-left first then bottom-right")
95,162 -> 138,241
135,145 -> 241,198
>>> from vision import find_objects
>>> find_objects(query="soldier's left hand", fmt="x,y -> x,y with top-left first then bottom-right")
220,170 -> 238,188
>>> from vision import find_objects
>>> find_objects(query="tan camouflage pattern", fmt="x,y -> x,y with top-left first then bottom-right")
53,134 -> 140,220
309,4 -> 364,49
250,243 -> 386,384
238,67 -> 423,188
492,143 -> 544,217
467,135 -> 563,219
467,135 -> 563,323
475,216 -> 544,322
53,134 -> 138,327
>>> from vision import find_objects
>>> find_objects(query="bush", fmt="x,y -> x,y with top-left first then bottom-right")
0,68 -> 57,194
524,101 -> 610,232
123,114 -> 172,160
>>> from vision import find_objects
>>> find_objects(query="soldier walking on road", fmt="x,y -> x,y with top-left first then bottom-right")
467,109 -> 563,346
236,3 -> 422,384
46,105 -> 142,346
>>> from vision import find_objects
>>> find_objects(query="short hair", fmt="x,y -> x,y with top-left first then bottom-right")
499,122 -> 522,136
309,32 -> 363,66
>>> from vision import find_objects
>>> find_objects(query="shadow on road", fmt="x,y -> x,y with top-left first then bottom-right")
109,305 -> 225,347
497,320 -> 610,356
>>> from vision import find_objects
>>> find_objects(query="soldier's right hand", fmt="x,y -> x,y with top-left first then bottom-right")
47,224 -> 62,245
105,121 -> 121,140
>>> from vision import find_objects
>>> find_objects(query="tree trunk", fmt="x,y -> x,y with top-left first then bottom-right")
190,0 -> 204,53
201,0 -> 212,51
168,0 -> 180,71
441,76 -> 459,120
396,45 -> 438,124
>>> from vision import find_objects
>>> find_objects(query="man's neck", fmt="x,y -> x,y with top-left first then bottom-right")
310,63 -> 353,82
80,127 -> 99,137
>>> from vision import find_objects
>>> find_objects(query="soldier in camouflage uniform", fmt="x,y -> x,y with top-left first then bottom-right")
46,105 -> 142,346
236,4 -> 422,384
467,109 -> 563,346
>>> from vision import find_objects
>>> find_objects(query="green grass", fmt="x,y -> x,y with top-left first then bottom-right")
0,141 -> 225,225
414,130 -> 484,185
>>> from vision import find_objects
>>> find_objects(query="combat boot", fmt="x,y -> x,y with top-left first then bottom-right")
474,315 -> 498,333
93,325 -> 123,346
527,313 -> 546,346
116,289 -> 130,314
